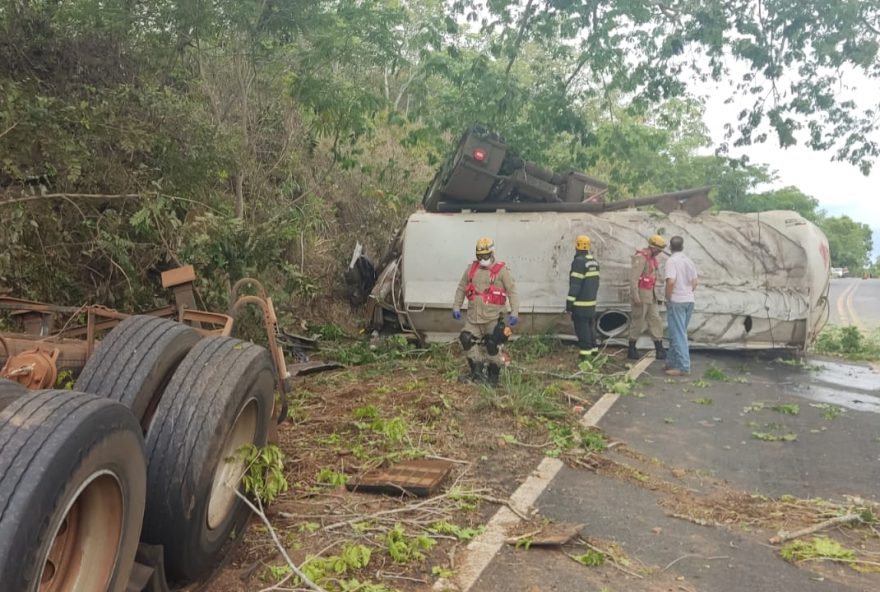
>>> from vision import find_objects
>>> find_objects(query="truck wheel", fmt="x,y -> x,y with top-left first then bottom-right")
0,378 -> 27,413
0,390 -> 146,592
75,315 -> 200,430
142,336 -> 275,582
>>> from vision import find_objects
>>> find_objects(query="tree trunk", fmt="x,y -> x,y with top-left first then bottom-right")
233,173 -> 244,218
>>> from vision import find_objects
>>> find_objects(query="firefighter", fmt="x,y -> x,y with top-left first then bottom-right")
566,234 -> 600,360
452,237 -> 520,386
628,234 -> 667,360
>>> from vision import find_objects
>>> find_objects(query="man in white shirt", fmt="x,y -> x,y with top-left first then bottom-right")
663,236 -> 698,376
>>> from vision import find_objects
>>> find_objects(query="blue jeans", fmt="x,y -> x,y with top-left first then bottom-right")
666,301 -> 693,373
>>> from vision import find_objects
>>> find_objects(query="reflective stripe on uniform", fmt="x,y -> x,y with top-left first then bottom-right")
584,271 -> 599,278
570,271 -> 585,279
573,300 -> 596,306
566,296 -> 576,301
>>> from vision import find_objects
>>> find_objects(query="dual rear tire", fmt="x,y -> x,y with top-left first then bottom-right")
0,390 -> 146,592
142,336 -> 275,581
0,316 -> 276,590
75,316 -> 275,583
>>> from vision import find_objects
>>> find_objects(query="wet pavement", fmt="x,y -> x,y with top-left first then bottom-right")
473,352 -> 880,591
603,353 -> 880,501
828,278 -> 880,328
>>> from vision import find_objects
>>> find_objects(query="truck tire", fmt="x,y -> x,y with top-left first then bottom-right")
0,379 -> 26,413
0,390 -> 146,592
75,315 -> 200,430
142,336 -> 275,582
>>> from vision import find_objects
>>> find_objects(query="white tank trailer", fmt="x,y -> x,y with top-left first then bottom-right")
370,208 -> 831,350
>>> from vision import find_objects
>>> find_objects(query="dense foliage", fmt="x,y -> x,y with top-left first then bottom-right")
1,0 -> 877,320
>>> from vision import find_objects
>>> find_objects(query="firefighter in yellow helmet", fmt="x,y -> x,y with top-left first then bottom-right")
628,234 -> 667,360
452,237 -> 520,385
566,234 -> 600,360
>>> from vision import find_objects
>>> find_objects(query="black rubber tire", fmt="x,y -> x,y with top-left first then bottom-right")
0,389 -> 146,592
142,336 -> 275,583
0,379 -> 27,413
75,315 -> 201,430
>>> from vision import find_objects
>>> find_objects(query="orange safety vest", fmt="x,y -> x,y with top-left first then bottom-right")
466,261 -> 508,305
635,249 -> 658,290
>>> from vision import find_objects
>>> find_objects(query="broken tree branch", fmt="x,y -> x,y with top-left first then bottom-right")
475,494 -> 530,521
505,527 -> 543,545
570,539 -> 646,579
0,121 -> 18,140
769,513 -> 863,545
663,553 -> 729,572
233,490 -> 327,592
322,492 -> 452,531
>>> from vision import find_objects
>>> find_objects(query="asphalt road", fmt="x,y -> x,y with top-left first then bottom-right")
828,278 -> 880,329
474,352 -> 880,592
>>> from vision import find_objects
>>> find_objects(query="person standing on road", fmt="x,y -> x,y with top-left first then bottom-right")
664,236 -> 698,376
452,237 -> 520,386
628,235 -> 667,361
566,234 -> 600,361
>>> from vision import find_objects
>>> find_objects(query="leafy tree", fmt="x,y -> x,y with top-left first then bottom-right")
869,255 -> 880,277
2,0 -> 878,319
737,186 -> 821,222
819,215 -> 874,269
451,0 -> 880,173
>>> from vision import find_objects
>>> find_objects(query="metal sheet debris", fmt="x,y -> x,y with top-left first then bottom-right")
346,459 -> 455,497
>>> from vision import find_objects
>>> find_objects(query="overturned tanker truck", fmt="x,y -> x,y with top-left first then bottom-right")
367,126 -> 831,350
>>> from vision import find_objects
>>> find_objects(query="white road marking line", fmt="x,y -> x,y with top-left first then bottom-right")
844,281 -> 864,330
836,281 -> 857,326
456,353 -> 657,591
454,457 -> 563,591
581,355 -> 655,428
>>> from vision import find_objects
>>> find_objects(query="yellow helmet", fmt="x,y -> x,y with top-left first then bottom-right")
576,235 -> 591,251
475,237 -> 495,256
648,234 -> 666,249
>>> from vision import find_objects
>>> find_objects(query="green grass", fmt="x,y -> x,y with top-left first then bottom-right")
321,334 -> 417,366
810,403 -> 844,420
477,367 -> 567,419
573,549 -> 605,567
780,536 -> 855,563
815,326 -> 880,361
702,366 -> 730,381
769,403 -> 799,415
506,334 -> 564,361
316,468 -> 348,486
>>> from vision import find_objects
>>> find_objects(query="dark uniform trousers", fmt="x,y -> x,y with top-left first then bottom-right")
572,311 -> 595,356
567,250 -> 600,358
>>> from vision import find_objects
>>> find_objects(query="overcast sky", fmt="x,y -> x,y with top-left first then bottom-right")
700,73 -> 880,259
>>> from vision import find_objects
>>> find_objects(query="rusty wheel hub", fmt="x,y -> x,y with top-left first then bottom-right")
1,347 -> 60,389
39,472 -> 124,592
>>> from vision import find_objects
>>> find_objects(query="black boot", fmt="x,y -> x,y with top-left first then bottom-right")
467,359 -> 485,382
486,364 -> 501,387
627,340 -> 639,360
654,340 -> 667,360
